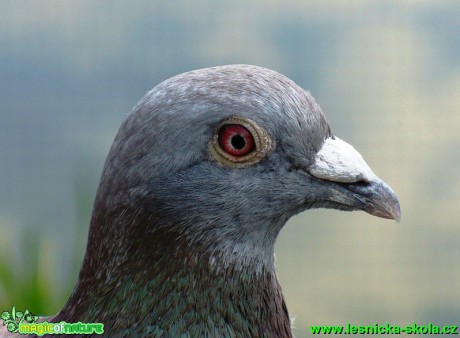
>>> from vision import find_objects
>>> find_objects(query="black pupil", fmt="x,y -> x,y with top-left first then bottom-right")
231,134 -> 246,150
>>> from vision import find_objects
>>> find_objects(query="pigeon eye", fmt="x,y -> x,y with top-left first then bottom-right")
218,124 -> 255,156
210,116 -> 274,167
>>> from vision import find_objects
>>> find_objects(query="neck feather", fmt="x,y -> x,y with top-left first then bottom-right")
54,217 -> 292,337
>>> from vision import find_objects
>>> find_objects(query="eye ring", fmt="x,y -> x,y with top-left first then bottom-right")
210,116 -> 274,167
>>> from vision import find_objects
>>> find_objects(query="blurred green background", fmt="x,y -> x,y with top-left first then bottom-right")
1,1 -> 459,337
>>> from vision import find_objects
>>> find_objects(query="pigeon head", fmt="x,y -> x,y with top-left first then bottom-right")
89,65 -> 399,267
55,65 -> 400,336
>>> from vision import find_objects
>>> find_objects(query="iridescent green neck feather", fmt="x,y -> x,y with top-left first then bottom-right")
54,219 -> 292,337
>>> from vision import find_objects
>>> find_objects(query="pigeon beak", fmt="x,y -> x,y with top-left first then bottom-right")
309,136 -> 401,222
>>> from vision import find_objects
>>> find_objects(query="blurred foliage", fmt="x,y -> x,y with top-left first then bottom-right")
0,170 -> 94,316
0,230 -> 52,315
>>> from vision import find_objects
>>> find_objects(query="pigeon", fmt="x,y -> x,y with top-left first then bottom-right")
1,65 -> 400,337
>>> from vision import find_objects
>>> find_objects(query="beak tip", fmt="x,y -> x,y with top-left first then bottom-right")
383,197 -> 401,223
395,203 -> 401,223
393,205 -> 402,223
362,180 -> 401,223
386,189 -> 401,223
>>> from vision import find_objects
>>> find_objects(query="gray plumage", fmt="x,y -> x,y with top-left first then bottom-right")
1,65 -> 400,338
